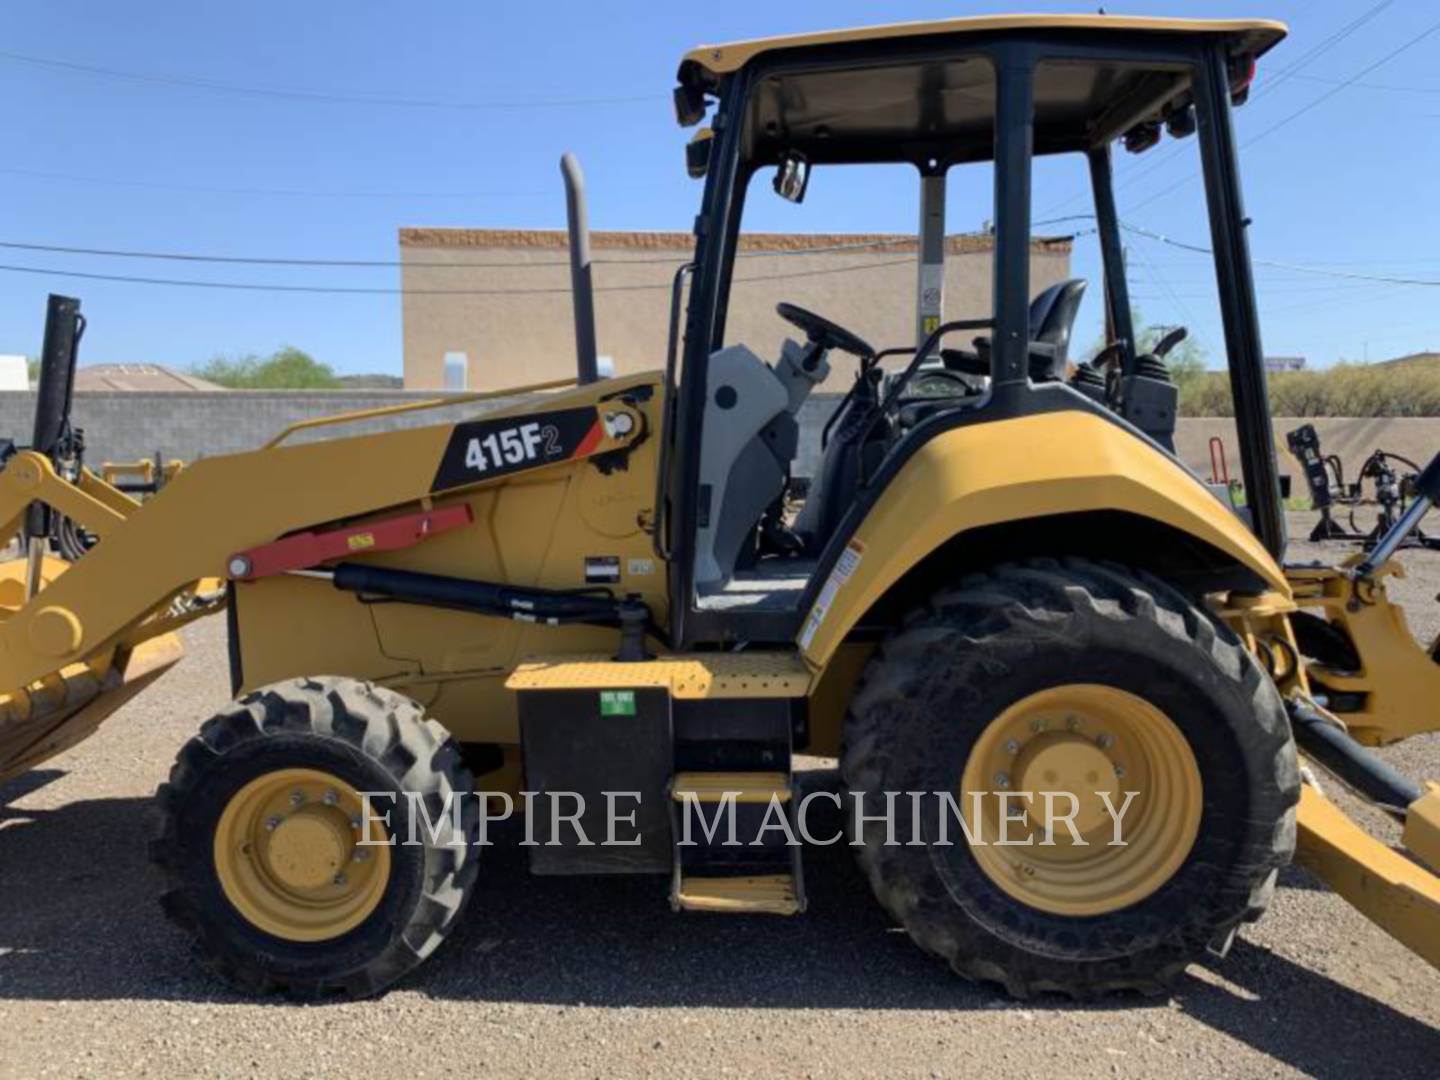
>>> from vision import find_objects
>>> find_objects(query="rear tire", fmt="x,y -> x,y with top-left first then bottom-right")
152,676 -> 479,999
841,558 -> 1298,997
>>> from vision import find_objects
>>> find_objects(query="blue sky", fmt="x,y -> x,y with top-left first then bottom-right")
1,1 -> 1437,375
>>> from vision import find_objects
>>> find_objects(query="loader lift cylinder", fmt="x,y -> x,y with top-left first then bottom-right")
562,153 -> 600,385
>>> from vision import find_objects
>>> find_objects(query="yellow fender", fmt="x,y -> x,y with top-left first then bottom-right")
799,410 -> 1289,667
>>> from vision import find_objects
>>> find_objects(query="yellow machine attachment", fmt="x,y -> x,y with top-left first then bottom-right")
0,451 -> 211,782
1222,520 -> 1440,973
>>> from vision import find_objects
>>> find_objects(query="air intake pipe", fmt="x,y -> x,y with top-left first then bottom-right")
561,153 -> 599,385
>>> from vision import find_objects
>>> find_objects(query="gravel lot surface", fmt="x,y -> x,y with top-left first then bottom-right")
2,510 -> 1438,1078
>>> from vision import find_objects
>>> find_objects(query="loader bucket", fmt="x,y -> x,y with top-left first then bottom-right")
0,553 -> 184,784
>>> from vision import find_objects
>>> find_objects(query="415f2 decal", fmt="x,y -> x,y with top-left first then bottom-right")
431,406 -> 604,492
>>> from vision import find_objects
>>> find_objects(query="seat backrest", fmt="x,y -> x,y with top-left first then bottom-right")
1027,278 -> 1087,380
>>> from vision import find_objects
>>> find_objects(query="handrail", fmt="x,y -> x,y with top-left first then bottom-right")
652,261 -> 695,562
263,377 -> 578,449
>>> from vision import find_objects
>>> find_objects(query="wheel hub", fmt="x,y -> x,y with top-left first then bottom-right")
960,684 -> 1203,917
212,767 -> 391,942
266,807 -> 354,891
1012,733 -> 1119,838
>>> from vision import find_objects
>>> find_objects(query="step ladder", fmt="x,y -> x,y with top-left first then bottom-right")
506,652 -> 812,907
668,696 -> 807,915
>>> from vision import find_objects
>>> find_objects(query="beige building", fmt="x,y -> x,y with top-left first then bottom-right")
400,228 -> 1072,391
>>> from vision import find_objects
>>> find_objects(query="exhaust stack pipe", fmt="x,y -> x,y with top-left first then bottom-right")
33,294 -> 82,461
29,295 -> 83,532
561,153 -> 599,385
24,294 -> 83,595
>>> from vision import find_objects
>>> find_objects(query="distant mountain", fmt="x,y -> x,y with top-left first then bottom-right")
337,373 -> 404,389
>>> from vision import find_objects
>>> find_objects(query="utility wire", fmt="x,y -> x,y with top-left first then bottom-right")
0,49 -> 657,110
1120,222 -> 1440,286
0,234 -> 943,269
0,165 -> 600,202
1284,71 -> 1440,95
0,256 -> 920,296
1034,1 -> 1395,218
1127,14 -> 1440,214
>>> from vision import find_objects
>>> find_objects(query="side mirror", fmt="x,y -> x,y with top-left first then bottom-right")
772,152 -> 811,203
686,128 -> 713,179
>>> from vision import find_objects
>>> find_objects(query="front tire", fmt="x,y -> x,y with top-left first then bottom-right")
152,676 -> 479,999
841,559 -> 1298,997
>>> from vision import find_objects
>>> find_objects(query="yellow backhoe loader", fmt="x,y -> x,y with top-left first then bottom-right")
1,14 -> 1438,999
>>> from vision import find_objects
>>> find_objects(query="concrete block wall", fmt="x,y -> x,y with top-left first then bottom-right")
0,390 -> 546,465
0,389 -> 1433,488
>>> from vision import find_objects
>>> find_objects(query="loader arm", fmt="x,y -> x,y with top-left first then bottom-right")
0,379 -> 647,719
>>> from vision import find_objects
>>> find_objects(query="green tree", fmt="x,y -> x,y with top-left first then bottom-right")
192,347 -> 341,389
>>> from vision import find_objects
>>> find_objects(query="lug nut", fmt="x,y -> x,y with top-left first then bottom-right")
322,789 -> 339,807
265,817 -> 282,831
1030,718 -> 1048,733
350,815 -> 363,829
1114,764 -> 1126,778
290,790 -> 305,807
994,772 -> 1010,789
1066,715 -> 1082,730
1004,739 -> 1020,754
333,873 -> 347,887
353,849 -> 370,863
1096,733 -> 1114,749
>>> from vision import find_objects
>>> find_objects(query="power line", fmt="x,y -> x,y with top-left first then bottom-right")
1120,222 -> 1440,286
1284,71 -> 1440,95
0,234 -> 942,269
0,49 -> 658,111
0,255 -> 919,296
1127,13 -> 1440,214
1034,1 -> 1395,218
0,165 -> 584,201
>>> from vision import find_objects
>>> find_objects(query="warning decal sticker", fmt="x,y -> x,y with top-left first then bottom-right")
798,539 -> 865,651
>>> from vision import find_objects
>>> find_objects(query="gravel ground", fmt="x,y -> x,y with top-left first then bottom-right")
2,512 -> 1439,1079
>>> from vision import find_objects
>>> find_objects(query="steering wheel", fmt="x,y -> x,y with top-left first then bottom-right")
776,302 -> 875,359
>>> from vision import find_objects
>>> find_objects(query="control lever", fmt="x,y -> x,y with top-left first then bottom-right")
1151,326 -> 1188,358
1354,450 -> 1440,579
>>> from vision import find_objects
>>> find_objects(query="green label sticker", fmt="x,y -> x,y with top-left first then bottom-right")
599,690 -> 636,717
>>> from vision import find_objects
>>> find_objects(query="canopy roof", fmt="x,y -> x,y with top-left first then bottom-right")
678,15 -> 1287,166
680,15 -> 1285,81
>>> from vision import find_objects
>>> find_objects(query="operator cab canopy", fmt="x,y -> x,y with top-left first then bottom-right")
664,13 -> 1290,644
676,14 -> 1283,165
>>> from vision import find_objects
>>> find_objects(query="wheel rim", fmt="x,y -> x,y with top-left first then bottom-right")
959,685 -> 1202,917
213,767 -> 391,942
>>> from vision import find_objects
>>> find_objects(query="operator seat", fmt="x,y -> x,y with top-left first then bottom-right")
968,278 -> 1088,381
794,279 -> 1090,557
1025,278 -> 1088,380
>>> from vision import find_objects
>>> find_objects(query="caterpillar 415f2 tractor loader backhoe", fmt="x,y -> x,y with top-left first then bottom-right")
3,14 -> 1439,999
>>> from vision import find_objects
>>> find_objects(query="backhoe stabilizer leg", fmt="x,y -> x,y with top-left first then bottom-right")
1295,783 -> 1440,970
